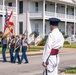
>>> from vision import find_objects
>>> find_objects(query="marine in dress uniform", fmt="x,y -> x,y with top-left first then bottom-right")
42,18 -> 64,75
8,35 -> 15,62
1,36 -> 7,62
13,35 -> 21,63
20,34 -> 30,64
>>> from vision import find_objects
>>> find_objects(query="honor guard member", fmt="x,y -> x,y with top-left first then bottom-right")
8,35 -> 15,62
42,18 -> 64,75
1,36 -> 7,62
13,35 -> 21,63
20,34 -> 30,64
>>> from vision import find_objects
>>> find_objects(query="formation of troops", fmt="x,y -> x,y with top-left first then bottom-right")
1,34 -> 30,64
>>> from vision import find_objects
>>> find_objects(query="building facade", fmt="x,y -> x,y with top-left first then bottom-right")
1,0 -> 76,38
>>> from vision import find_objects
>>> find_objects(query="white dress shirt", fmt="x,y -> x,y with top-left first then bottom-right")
42,28 -> 64,62
22,39 -> 28,46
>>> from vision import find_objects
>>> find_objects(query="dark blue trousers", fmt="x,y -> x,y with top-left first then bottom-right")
2,44 -> 7,61
13,47 -> 20,63
10,47 -> 14,62
21,46 -> 28,63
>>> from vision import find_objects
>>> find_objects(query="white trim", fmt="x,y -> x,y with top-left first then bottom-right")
43,0 -> 45,36
2,0 -> 5,32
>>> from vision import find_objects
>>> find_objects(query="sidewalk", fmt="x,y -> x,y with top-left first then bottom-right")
0,48 -> 76,59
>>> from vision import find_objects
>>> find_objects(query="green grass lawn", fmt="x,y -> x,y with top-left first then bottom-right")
0,46 -> 44,54
0,44 -> 76,54
64,44 -> 76,48
65,67 -> 76,74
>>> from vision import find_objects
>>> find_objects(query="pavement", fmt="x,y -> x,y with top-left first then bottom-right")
0,48 -> 76,75
0,48 -> 76,59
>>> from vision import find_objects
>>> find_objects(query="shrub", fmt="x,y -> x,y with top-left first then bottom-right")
64,35 -> 68,39
38,36 -> 48,46
64,41 -> 70,44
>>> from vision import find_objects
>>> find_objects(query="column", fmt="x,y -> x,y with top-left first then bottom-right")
26,0 -> 29,39
55,2 -> 57,17
43,0 -> 45,36
2,0 -> 5,32
74,7 -> 75,20
16,0 -> 18,35
65,21 -> 67,35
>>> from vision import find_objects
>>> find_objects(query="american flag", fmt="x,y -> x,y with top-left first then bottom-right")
3,9 -> 14,37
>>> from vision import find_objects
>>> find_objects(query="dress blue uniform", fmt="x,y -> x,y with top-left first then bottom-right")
13,36 -> 21,63
1,37 -> 7,62
20,35 -> 29,63
42,18 -> 64,75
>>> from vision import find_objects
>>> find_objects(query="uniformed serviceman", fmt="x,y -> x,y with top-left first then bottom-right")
42,18 -> 64,75
20,34 -> 30,64
1,36 -> 7,62
13,35 -> 21,64
8,35 -> 15,63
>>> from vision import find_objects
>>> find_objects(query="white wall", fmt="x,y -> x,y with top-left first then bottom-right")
59,22 -> 65,33
29,1 -> 35,13
0,17 -> 2,32
75,7 -> 76,16
57,4 -> 65,14
5,0 -> 15,7
30,20 -> 51,35
59,0 -> 74,4
18,13 -> 27,35
67,6 -> 74,15
30,20 -> 43,35
29,1 -> 43,13
23,0 -> 27,13
46,2 -> 55,12
45,21 -> 51,34
0,0 -> 2,5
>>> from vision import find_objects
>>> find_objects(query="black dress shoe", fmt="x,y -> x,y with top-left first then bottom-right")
10,60 -> 13,63
24,62 -> 29,64
12,61 -> 15,63
18,62 -> 21,64
3,60 -> 7,62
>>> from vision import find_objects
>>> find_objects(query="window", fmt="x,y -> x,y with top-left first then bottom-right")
72,8 -> 74,15
8,2 -> 12,7
35,23 -> 39,32
19,1 -> 23,14
19,22 -> 23,34
35,2 -> 38,12
45,4 -> 47,11
67,8 -> 68,14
